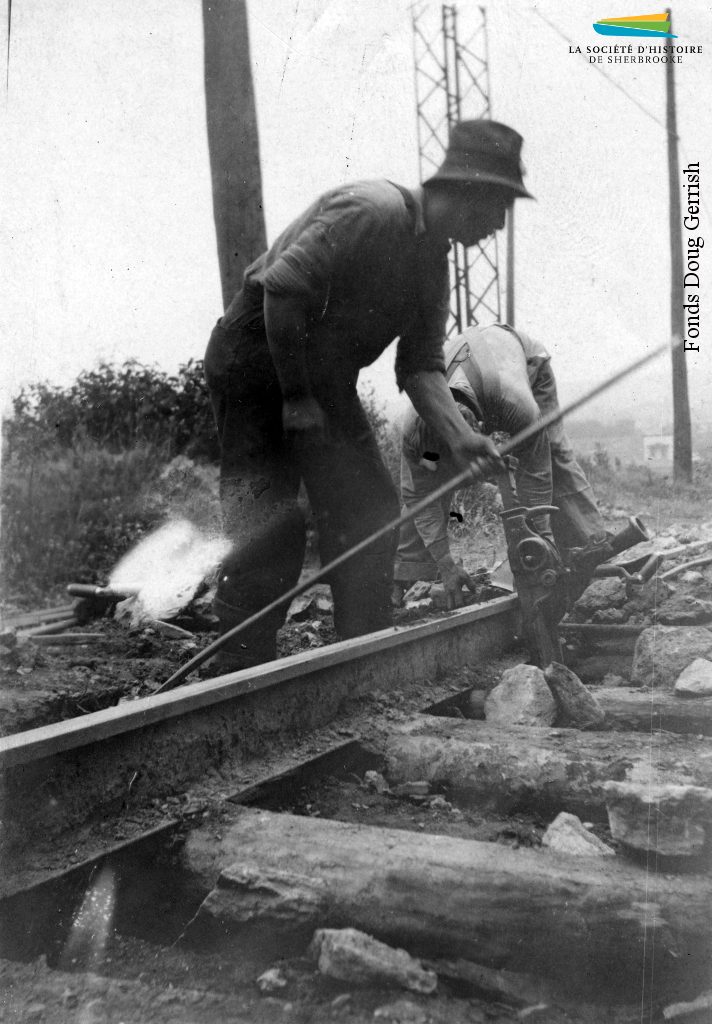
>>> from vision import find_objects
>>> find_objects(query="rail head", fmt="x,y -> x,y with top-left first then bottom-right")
0,594 -> 518,770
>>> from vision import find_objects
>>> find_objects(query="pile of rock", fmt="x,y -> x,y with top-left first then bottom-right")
632,625 -> 712,690
571,574 -> 712,629
481,661 -> 605,730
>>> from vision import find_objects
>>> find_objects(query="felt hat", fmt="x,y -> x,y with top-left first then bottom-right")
425,120 -> 533,198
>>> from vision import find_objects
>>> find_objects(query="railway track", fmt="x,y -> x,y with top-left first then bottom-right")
2,590 -> 712,1022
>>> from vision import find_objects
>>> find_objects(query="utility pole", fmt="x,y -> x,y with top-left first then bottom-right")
665,7 -> 692,482
412,3 -> 502,334
202,0 -> 267,310
506,207 -> 515,326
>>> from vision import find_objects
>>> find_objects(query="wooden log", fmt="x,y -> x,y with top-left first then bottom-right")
187,806 -> 712,998
384,715 -> 712,820
562,652 -> 632,684
595,687 -> 712,737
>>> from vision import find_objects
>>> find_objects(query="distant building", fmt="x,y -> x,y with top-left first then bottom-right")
643,435 -> 673,465
566,418 -> 643,467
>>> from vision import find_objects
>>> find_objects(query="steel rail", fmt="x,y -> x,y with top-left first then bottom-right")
0,592 -> 518,771
157,338 -> 673,692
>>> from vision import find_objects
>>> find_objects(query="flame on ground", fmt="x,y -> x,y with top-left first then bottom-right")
109,519 -> 231,621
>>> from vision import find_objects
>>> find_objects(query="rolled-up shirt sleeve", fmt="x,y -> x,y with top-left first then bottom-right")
395,240 -> 450,389
261,191 -> 379,314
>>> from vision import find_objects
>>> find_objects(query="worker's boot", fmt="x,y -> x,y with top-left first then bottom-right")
209,598 -> 282,673
207,504 -> 307,676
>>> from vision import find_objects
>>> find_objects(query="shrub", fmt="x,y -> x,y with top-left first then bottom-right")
3,360 -> 218,461
1,440 -> 164,605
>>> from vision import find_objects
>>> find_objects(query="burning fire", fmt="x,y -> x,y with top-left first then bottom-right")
109,519 -> 231,621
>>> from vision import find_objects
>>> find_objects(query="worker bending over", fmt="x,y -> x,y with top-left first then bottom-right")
204,122 -> 534,672
393,323 -> 607,609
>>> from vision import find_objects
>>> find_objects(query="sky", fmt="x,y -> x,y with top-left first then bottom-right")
2,0 -> 712,434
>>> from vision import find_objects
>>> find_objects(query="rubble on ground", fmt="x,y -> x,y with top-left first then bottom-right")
656,595 -> 712,626
603,781 -> 712,857
256,967 -> 288,993
541,812 -> 615,857
674,658 -> 712,697
308,928 -> 437,994
543,663 -> 605,729
632,626 -> 712,689
573,578 -> 627,617
484,664 -> 556,727
600,673 -> 626,688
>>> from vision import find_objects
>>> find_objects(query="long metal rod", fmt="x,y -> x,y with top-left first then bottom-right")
157,339 -> 672,693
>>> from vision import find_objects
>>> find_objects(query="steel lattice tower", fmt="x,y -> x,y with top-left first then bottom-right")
412,3 -> 501,334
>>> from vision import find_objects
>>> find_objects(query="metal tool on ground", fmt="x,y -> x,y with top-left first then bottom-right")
67,585 -> 141,601
661,553 -> 712,582
156,338 -> 673,693
66,584 -> 141,626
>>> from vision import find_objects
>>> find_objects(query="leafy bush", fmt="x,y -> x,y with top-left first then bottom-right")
1,441 -> 164,604
4,360 -> 218,462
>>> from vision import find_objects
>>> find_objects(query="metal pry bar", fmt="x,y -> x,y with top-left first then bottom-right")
157,338 -> 674,693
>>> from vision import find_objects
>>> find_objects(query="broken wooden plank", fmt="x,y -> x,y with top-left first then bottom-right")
595,687 -> 712,736
186,807 -> 712,998
383,715 -> 712,819
1,606 -> 76,631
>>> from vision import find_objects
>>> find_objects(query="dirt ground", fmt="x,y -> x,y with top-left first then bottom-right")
2,476 -> 712,1023
3,481 -> 711,740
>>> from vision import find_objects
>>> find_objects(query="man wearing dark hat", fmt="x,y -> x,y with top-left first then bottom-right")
392,322 -> 607,609
204,120 -> 533,672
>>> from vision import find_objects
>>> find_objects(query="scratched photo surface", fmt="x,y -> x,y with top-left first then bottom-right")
3,1 -> 712,1020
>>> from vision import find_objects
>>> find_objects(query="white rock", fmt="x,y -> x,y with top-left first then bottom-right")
374,1000 -> 427,1023
604,782 -> 712,857
632,626 -> 712,688
600,673 -> 626,688
674,658 -> 712,697
309,928 -> 437,994
680,571 -> 705,585
542,812 -> 615,857
485,664 -> 556,727
256,968 -> 288,993
365,771 -> 390,795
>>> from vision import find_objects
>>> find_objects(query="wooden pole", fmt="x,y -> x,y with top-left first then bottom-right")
506,205 -> 515,325
666,7 -> 693,482
202,0 -> 267,310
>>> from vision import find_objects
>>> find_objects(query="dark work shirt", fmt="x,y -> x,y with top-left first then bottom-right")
221,180 -> 449,390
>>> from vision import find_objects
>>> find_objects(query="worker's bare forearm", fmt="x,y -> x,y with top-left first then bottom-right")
264,292 -> 312,401
403,370 -> 502,476
403,371 -> 471,451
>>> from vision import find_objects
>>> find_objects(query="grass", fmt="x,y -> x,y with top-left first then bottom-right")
3,429 -> 709,612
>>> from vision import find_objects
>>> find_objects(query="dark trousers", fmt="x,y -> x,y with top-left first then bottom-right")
204,317 -> 399,667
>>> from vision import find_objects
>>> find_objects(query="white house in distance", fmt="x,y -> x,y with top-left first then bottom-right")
643,435 -> 673,465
